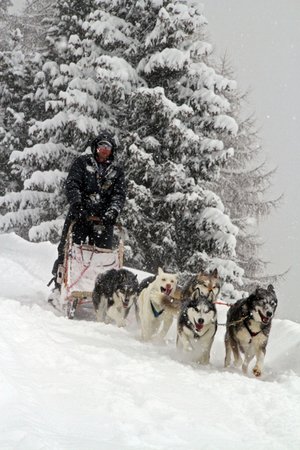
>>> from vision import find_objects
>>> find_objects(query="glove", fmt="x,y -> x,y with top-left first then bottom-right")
103,208 -> 118,227
71,202 -> 88,220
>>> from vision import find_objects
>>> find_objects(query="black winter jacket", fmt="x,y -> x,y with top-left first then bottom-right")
65,154 -> 126,219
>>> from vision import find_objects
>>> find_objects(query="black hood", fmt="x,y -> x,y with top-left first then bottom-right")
90,130 -> 118,161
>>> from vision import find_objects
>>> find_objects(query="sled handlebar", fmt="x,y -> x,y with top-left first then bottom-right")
86,216 -> 123,230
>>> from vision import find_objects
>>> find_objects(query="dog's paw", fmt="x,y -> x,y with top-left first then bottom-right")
234,357 -> 242,368
253,366 -> 262,377
184,345 -> 193,352
198,357 -> 210,365
242,364 -> 248,374
224,357 -> 231,368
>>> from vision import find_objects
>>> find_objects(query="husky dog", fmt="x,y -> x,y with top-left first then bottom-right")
177,293 -> 217,364
138,267 -> 178,341
182,268 -> 220,301
92,268 -> 139,327
224,284 -> 277,377
138,275 -> 156,295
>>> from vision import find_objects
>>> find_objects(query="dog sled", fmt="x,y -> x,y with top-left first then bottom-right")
54,218 -> 124,319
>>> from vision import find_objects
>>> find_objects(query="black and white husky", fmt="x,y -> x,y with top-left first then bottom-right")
92,268 -> 139,327
177,294 -> 217,364
224,284 -> 278,377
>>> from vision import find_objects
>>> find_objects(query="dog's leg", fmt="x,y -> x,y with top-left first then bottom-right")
107,303 -> 126,327
95,295 -> 107,322
157,314 -> 173,341
199,335 -> 214,365
134,301 -> 140,326
231,337 -> 242,368
177,332 -> 192,352
137,295 -> 147,339
224,332 -> 232,367
252,346 -> 266,377
138,296 -> 156,341
138,307 -> 152,340
242,349 -> 255,375
199,353 -> 210,365
141,316 -> 157,340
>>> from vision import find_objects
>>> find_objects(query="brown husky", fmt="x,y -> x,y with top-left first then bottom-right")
182,268 -> 221,301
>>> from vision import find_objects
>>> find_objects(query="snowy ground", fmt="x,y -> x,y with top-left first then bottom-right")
0,233 -> 299,450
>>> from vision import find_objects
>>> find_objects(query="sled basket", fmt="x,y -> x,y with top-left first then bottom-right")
65,243 -> 122,298
56,219 -> 124,318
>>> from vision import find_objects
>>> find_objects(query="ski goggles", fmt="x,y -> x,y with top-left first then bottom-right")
96,141 -> 113,151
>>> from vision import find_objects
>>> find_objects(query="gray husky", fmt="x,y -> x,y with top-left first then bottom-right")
92,268 -> 139,327
224,284 -> 277,377
177,293 -> 217,364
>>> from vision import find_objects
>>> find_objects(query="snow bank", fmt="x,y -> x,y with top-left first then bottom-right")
0,233 -> 299,450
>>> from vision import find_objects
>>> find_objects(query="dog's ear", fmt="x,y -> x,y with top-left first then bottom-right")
267,284 -> 275,293
254,286 -> 261,296
247,291 -> 257,305
211,268 -> 218,277
158,267 -> 163,275
191,289 -> 200,301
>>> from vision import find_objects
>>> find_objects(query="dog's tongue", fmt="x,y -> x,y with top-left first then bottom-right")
165,287 -> 172,296
161,286 -> 172,296
195,322 -> 204,331
259,311 -> 269,324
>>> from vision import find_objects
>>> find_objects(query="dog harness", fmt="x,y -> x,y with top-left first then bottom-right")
244,319 -> 264,343
150,301 -> 164,318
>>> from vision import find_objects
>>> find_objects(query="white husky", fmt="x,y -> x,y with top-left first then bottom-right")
138,268 -> 178,341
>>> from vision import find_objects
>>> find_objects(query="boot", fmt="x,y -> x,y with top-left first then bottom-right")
47,264 -> 64,304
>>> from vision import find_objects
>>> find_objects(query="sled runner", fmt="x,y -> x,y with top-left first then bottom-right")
55,218 -> 124,319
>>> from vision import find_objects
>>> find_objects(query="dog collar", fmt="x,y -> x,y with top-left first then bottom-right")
150,301 -> 164,318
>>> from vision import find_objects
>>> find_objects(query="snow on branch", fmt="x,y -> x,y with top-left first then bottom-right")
83,10 -> 133,48
29,112 -> 102,135
186,62 -> 237,92
198,207 -> 238,236
24,170 -> 67,192
0,190 -> 53,211
200,138 -> 224,153
58,90 -> 100,115
29,218 -> 65,242
95,55 -> 141,90
201,114 -> 238,136
10,143 -> 72,170
68,77 -> 102,96
145,3 -> 207,48
139,48 -> 190,74
0,208 -> 42,232
190,88 -> 231,115
135,86 -> 193,120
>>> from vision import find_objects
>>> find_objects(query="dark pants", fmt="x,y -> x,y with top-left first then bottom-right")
52,213 -> 113,276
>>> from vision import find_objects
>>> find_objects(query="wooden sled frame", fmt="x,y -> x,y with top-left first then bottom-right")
59,218 -> 124,319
